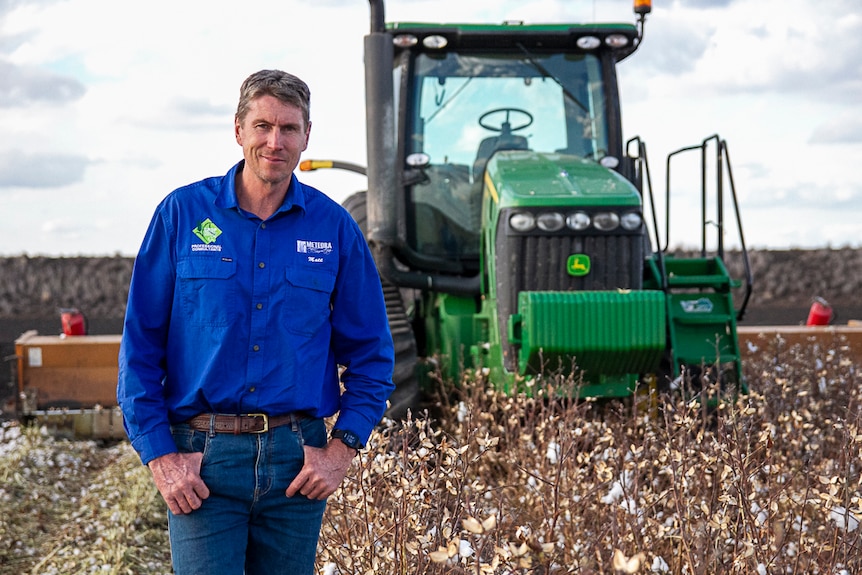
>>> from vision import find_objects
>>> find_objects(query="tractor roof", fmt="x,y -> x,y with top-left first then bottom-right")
387,21 -> 641,60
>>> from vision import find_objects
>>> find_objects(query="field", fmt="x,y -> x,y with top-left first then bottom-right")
1,332 -> 860,575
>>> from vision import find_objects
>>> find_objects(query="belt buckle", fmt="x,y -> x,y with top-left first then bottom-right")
247,413 -> 269,433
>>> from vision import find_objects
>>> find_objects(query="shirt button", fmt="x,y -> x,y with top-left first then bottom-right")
253,344 -> 260,352
260,223 -> 266,230
249,386 -> 256,393
258,262 -> 265,269
256,303 -> 263,310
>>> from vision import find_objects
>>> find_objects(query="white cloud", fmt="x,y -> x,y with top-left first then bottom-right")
0,0 -> 859,254
0,150 -> 90,187
810,114 -> 862,144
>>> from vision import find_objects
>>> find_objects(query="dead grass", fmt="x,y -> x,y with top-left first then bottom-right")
1,337 -> 860,574
0,424 -> 168,574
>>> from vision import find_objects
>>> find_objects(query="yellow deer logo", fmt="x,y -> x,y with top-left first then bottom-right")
567,254 -> 591,277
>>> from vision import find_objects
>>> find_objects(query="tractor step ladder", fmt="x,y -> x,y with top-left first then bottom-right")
651,255 -> 745,389
633,133 -> 753,395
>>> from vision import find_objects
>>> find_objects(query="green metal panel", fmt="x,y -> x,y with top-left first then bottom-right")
485,153 -> 642,209
510,290 -> 666,376
663,257 -> 735,292
667,292 -> 736,363
421,292 -> 487,382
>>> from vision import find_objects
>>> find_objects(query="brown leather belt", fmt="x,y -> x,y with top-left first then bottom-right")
186,413 -> 303,434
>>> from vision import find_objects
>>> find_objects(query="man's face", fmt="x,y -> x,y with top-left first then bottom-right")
235,95 -> 311,188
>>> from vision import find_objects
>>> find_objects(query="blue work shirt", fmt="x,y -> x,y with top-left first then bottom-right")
118,161 -> 395,464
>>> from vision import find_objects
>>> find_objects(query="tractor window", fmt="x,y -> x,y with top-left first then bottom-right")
404,51 -> 608,264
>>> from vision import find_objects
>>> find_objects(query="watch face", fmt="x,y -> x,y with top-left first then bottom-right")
343,431 -> 360,449
334,429 -> 361,449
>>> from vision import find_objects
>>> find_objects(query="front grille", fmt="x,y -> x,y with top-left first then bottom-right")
495,230 -> 645,370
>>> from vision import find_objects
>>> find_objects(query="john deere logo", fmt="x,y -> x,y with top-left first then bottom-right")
193,218 -> 222,244
567,254 -> 591,277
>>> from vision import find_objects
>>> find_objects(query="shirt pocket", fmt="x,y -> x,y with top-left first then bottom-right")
176,256 -> 238,327
284,266 -> 336,337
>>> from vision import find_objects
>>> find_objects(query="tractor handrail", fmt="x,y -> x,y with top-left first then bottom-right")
666,134 -> 753,321
721,140 -> 753,319
665,143 -> 701,253
626,136 -> 667,291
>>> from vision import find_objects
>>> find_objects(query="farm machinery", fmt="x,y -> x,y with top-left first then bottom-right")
301,0 -> 755,416
11,328 -> 125,439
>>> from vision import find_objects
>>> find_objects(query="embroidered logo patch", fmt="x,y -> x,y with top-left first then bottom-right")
296,240 -> 333,255
193,218 -> 222,245
297,239 -> 333,263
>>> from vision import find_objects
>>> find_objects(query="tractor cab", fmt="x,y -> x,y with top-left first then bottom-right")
384,22 -> 641,282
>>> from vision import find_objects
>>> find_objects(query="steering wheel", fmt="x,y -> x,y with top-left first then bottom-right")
478,108 -> 534,136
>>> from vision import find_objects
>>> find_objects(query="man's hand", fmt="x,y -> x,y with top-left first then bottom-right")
286,440 -> 356,500
148,452 -> 210,515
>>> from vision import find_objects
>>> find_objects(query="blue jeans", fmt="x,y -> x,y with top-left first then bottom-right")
167,416 -> 328,575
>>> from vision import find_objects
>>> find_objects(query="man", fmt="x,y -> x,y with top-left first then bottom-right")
118,69 -> 395,575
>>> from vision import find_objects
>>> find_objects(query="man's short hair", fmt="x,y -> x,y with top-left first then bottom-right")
236,70 -> 311,126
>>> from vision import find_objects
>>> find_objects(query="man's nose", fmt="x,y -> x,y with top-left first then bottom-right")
267,129 -> 284,149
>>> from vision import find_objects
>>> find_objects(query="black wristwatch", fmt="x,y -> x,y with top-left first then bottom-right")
331,428 -> 363,450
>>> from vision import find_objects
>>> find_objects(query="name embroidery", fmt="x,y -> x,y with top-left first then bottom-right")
297,240 -> 333,255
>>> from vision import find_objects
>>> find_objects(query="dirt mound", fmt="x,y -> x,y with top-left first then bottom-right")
0,248 -> 859,329
679,247 -> 862,325
0,256 -> 132,321
745,248 -> 862,305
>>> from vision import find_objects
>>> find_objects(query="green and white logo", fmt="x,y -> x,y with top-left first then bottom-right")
567,254 -> 591,277
193,218 -> 222,245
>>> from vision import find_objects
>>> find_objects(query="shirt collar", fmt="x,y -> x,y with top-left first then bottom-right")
215,160 -> 307,216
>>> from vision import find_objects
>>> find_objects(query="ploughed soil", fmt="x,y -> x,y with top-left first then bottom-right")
1,249 -> 860,406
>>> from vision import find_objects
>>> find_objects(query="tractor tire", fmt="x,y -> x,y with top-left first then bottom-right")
342,192 -> 420,421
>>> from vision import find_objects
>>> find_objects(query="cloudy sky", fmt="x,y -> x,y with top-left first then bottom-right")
1,0 -> 860,256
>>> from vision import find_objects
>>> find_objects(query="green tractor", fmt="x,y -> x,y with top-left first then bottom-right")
302,0 -> 753,417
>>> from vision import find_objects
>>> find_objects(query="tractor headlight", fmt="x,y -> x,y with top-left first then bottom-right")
605,34 -> 630,48
566,211 -> 591,231
576,36 -> 601,50
509,212 -> 536,232
593,212 -> 620,231
536,212 -> 565,232
620,212 -> 643,231
392,34 -> 418,48
422,35 -> 449,49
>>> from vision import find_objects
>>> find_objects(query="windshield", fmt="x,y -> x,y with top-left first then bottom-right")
404,51 -> 609,264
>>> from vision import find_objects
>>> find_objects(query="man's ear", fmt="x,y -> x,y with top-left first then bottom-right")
303,121 -> 312,151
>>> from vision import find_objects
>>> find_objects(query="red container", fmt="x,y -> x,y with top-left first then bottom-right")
60,308 -> 87,336
806,298 -> 832,326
